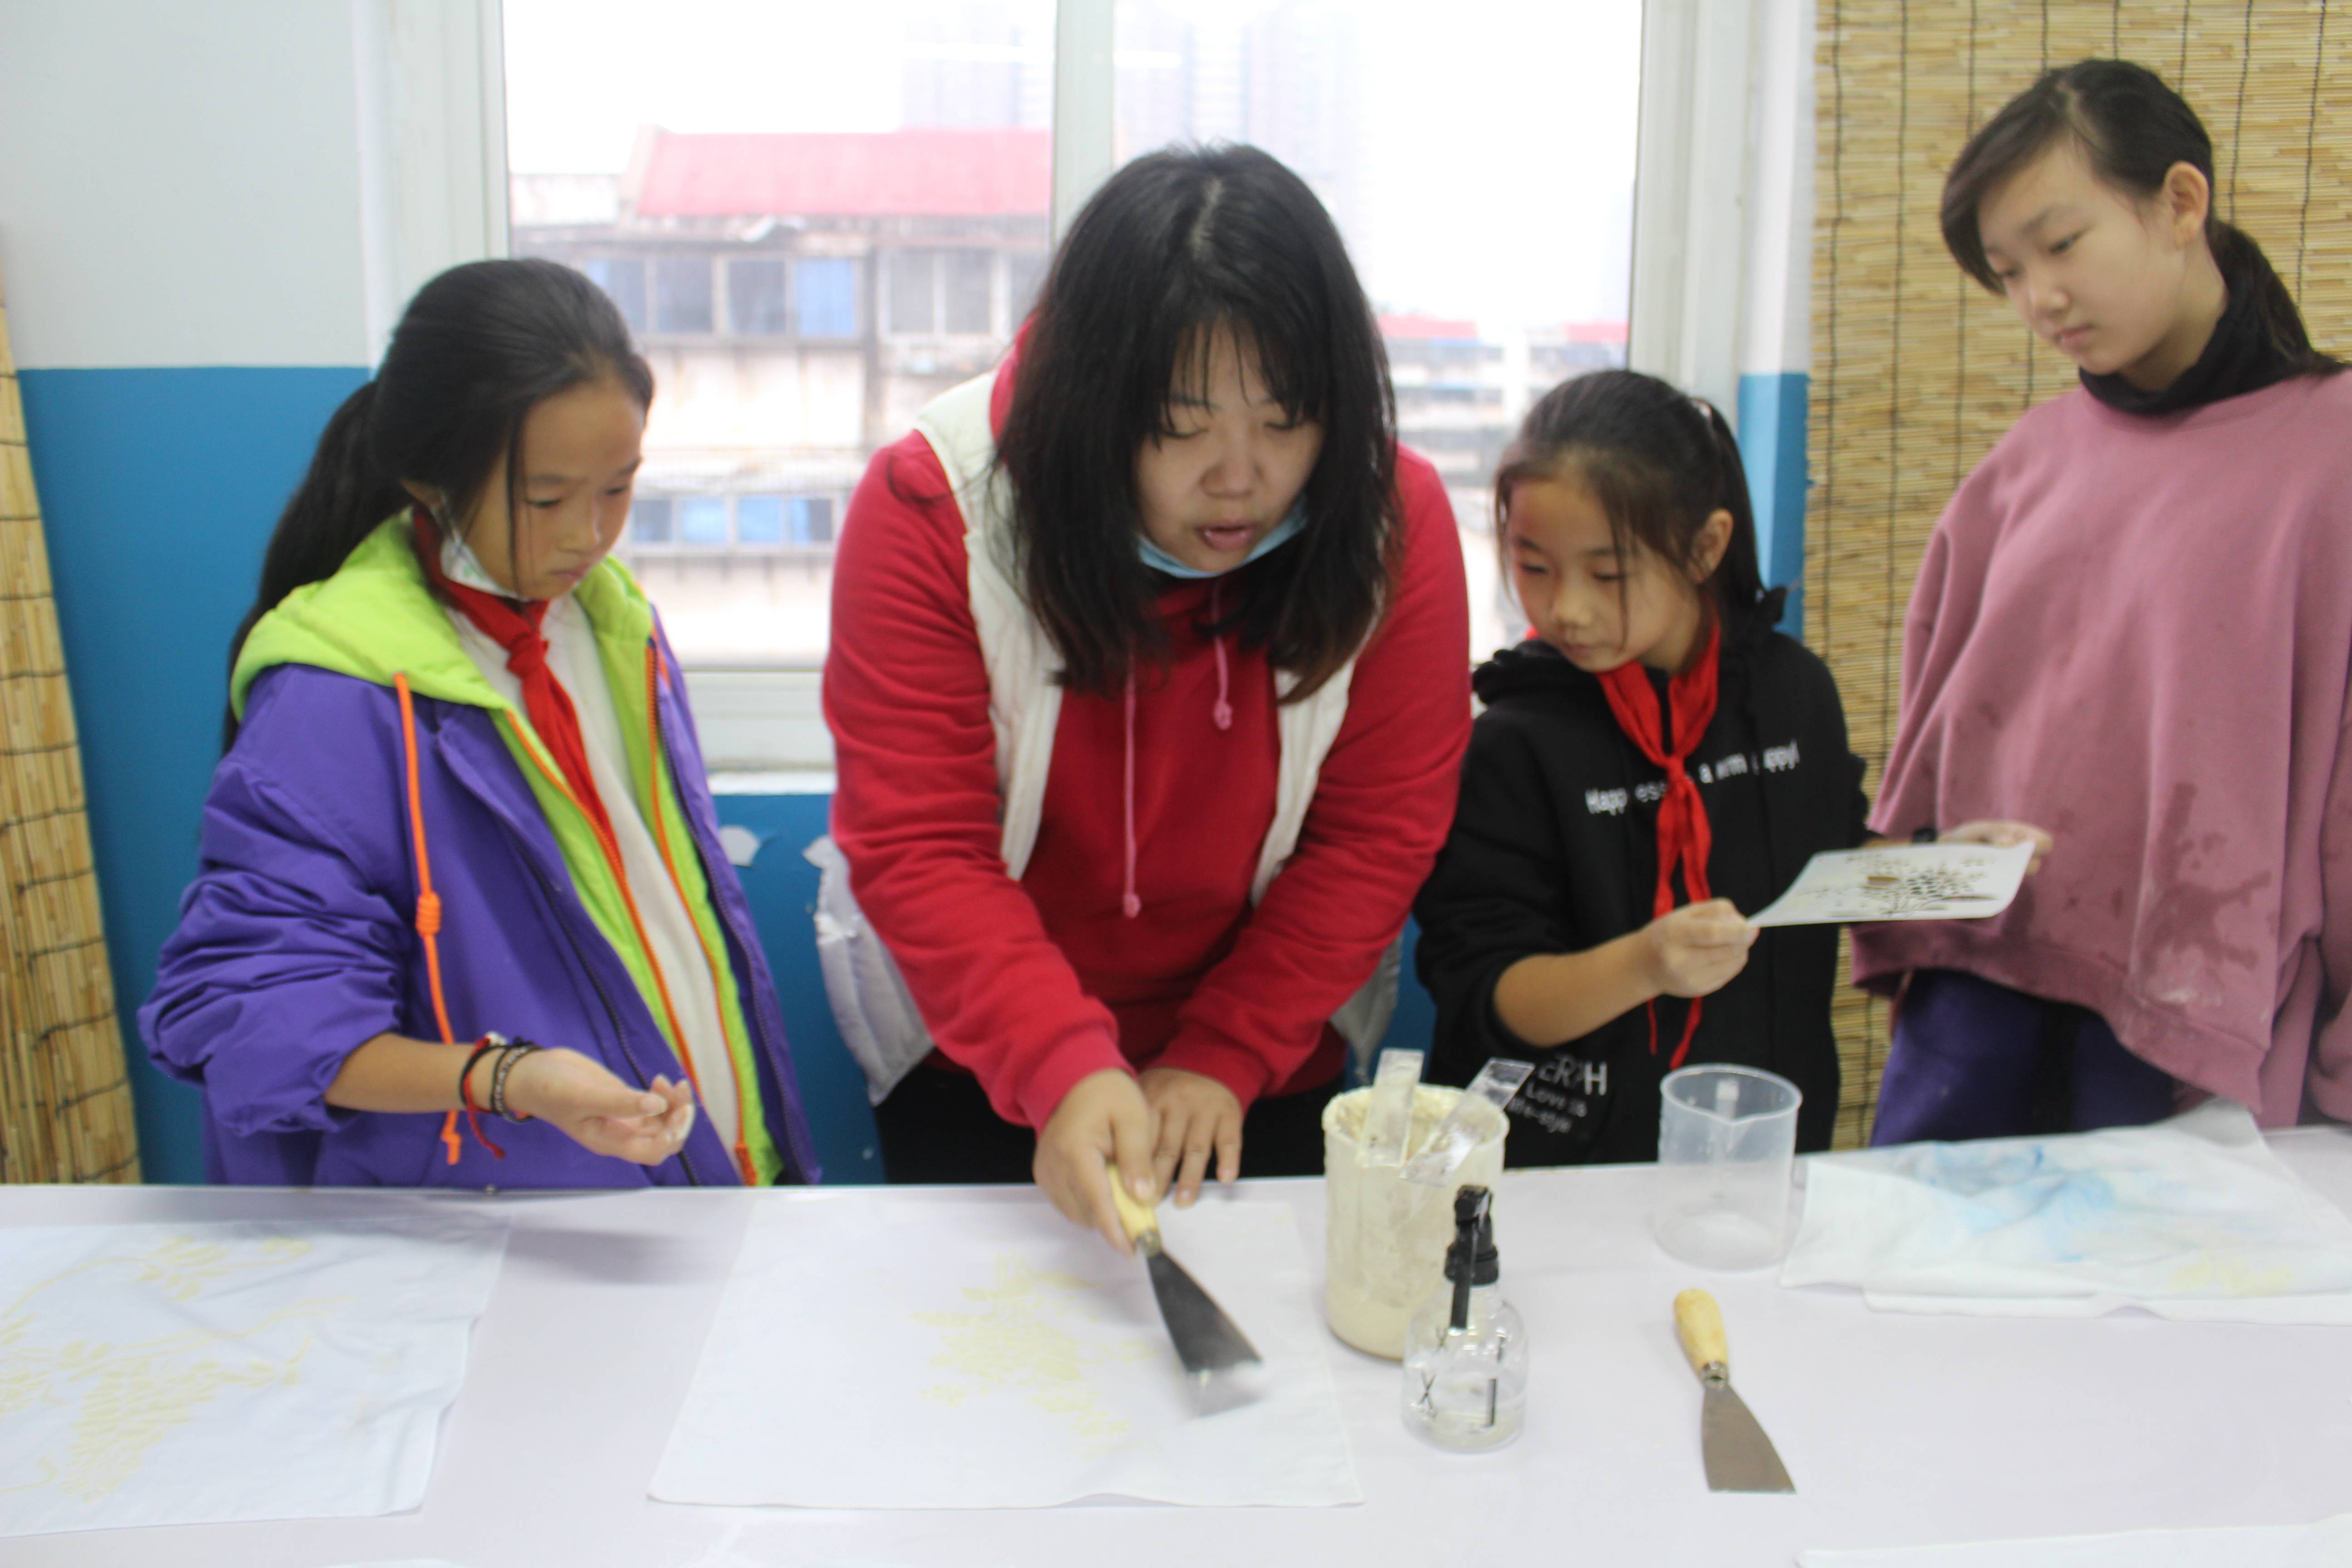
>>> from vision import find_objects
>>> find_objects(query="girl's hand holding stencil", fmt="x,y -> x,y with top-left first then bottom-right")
1641,898 -> 1757,999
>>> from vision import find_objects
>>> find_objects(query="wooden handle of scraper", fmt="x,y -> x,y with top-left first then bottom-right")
1107,1162 -> 1160,1245
1674,1288 -> 1728,1374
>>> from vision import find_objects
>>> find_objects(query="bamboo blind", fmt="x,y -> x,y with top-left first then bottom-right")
1810,0 -> 2352,1148
0,265 -> 141,1183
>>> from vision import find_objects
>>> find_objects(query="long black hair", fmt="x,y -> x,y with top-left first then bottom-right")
1494,369 -> 1779,645
1941,59 -> 2339,375
225,257 -> 652,744
991,144 -> 1396,701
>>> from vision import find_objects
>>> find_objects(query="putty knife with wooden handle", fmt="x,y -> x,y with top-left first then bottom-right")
1673,1289 -> 1795,1493
1109,1166 -> 1262,1382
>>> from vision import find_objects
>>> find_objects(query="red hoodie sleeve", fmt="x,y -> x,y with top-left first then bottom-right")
1152,451 -> 1473,1104
824,432 -> 1128,1130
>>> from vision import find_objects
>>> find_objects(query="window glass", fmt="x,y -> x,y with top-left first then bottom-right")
793,257 -> 859,339
630,495 -> 674,544
729,258 -> 791,335
736,495 -> 787,544
679,496 -> 730,545
944,249 -> 995,334
889,250 -> 938,335
1116,0 -> 1639,662
582,256 -> 646,332
652,255 -> 715,334
506,0 -> 1054,666
789,495 -> 836,545
1005,247 -> 1047,323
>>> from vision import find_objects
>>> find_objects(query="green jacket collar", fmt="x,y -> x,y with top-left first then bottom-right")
230,516 -> 657,719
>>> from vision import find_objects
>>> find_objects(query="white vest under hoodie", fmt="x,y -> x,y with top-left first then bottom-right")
810,371 -> 1399,1104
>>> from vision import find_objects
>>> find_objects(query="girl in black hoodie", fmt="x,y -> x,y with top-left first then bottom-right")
1413,371 -> 1870,1164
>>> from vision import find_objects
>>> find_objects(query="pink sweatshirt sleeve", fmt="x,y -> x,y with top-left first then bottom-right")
1868,512 -> 1958,840
1152,453 -> 1473,1106
2304,696 -> 2352,1122
824,436 -> 1129,1130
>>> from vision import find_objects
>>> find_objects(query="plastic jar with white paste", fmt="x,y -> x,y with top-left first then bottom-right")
1321,1085 -> 1507,1359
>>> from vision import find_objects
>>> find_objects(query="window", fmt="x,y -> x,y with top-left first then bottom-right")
652,255 -> 715,334
729,258 -> 790,335
735,495 -> 787,545
944,249 -> 994,334
505,0 -> 1635,688
793,258 -> 858,338
789,496 -> 835,545
678,496 -> 730,545
629,495 -> 674,544
888,250 -> 938,335
581,256 -> 646,332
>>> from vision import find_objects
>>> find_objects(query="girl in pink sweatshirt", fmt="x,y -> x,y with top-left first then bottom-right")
1860,59 -> 2352,1142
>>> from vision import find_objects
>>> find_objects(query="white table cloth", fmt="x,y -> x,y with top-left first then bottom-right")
5,1128 -> 2352,1566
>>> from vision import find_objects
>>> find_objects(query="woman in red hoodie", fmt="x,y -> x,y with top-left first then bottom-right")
821,146 -> 1470,1250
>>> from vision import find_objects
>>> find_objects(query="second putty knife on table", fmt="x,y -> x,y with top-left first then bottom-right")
1673,1289 -> 1795,1493
1109,1166 -> 1262,1382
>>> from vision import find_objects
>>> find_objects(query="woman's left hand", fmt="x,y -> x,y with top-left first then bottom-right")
1139,1067 -> 1243,1208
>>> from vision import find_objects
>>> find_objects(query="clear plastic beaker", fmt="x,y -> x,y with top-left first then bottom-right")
1323,1085 -> 1506,1359
1651,1065 -> 1802,1270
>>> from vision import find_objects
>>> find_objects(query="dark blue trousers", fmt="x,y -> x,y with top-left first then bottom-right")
1869,968 -> 2177,1146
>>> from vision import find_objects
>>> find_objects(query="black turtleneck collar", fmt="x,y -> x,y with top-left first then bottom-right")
2078,257 -> 2291,416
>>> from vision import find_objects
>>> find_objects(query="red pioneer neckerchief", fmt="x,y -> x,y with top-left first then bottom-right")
411,507 -> 616,844
1596,621 -> 1721,1069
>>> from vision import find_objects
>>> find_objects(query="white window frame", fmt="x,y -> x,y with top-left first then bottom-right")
453,0 -> 1730,777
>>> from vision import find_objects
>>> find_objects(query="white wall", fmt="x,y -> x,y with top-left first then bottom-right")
0,0 -> 507,373
0,0 -> 373,369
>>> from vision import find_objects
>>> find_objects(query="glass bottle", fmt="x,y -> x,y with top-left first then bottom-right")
1401,1184 -> 1527,1450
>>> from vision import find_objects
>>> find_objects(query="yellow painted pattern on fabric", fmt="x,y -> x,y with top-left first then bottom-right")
0,1236 -> 342,1502
913,1254 -> 1160,1448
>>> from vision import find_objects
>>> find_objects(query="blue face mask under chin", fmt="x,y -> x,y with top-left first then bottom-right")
1137,505 -> 1308,579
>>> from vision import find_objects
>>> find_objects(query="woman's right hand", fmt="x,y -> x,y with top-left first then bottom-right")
1034,1068 -> 1159,1255
1639,898 -> 1757,999
499,1049 -> 697,1165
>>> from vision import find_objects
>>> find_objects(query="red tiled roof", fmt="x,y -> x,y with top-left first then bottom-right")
635,129 -> 1052,218
1377,313 -> 1480,341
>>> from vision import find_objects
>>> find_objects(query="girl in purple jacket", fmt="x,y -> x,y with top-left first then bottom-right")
142,260 -> 818,1188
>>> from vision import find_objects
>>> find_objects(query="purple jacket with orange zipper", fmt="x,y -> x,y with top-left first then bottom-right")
140,519 -> 820,1187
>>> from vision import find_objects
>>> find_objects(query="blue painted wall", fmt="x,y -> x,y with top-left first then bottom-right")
24,366 -> 369,1185
701,794 -> 882,1183
1736,370 -> 1809,637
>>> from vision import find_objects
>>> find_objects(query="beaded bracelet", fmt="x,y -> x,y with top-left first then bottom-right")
488,1039 -> 544,1123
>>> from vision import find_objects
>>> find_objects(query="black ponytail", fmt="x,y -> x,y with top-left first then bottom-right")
1494,368 -> 1779,640
1941,58 -> 2341,376
225,257 -> 652,747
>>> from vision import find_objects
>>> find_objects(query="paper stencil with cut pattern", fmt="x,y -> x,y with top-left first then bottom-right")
653,1195 -> 1360,1509
1750,841 -> 2035,927
0,1219 -> 506,1538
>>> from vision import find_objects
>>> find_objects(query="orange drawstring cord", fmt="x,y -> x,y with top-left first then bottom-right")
395,674 -> 494,1166
641,641 -> 758,1186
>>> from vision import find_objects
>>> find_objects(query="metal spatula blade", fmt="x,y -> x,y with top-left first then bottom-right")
1110,1165 -> 1262,1381
1674,1289 -> 1796,1494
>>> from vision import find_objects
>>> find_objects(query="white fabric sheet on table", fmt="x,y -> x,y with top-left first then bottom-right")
652,1193 -> 1362,1509
1,1217 -> 509,1538
1779,1102 -> 2352,1321
1799,1511 -> 2352,1566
